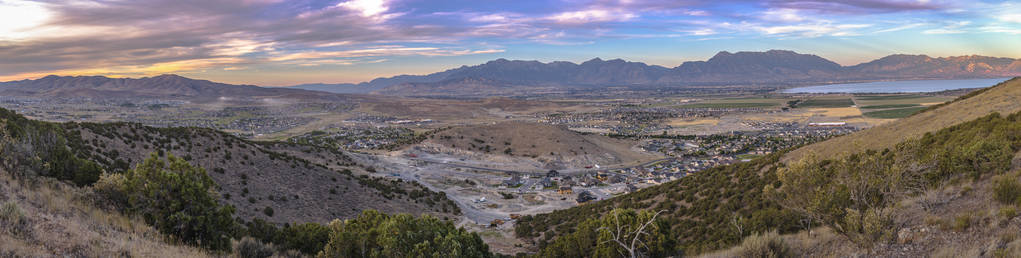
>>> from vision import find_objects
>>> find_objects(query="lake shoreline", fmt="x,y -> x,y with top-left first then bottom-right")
782,78 -> 1013,94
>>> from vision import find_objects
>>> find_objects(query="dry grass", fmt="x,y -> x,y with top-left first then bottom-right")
0,169 -> 213,257
700,227 -> 853,258
666,118 -> 720,127
806,107 -> 862,118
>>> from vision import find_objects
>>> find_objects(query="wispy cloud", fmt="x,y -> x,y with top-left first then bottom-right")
269,46 -> 503,62
874,23 -> 925,33
922,21 -> 971,34
548,9 -> 637,24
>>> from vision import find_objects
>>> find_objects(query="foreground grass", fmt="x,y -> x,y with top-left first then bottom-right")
0,169 -> 212,257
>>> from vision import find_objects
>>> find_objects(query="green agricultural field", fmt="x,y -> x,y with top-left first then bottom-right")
854,94 -> 927,101
859,104 -> 921,109
797,98 -> 855,108
863,106 -> 928,119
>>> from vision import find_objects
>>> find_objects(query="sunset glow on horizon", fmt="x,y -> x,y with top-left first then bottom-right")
1,0 -> 1020,86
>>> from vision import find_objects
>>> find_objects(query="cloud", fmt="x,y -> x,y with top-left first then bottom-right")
750,22 -> 872,37
548,9 -> 637,24
980,25 -> 1021,35
0,0 -> 53,40
336,0 -> 389,17
922,28 -> 964,34
0,0 -> 458,78
689,28 -> 717,36
766,0 -> 947,14
762,8 -> 805,22
992,3 -> 1021,23
922,20 -> 971,34
874,23 -> 925,33
269,46 -> 503,62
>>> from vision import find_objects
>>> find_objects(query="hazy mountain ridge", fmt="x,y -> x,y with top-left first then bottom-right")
0,74 -> 337,101
4,50 -> 1020,99
293,50 -> 1021,96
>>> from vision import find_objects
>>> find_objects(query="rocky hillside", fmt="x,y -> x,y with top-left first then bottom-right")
0,108 -> 460,226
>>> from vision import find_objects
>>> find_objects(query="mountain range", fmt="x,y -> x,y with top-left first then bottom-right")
2,50 -> 1019,99
292,50 -> 1021,96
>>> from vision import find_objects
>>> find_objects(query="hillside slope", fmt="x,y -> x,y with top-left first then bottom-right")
786,77 -> 1021,161
0,108 -> 459,226
0,168 -> 213,257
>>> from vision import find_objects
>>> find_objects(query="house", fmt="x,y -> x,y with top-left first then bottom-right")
490,219 -> 505,227
503,175 -> 522,187
540,177 -> 555,188
607,175 -> 626,184
546,170 -> 560,178
626,184 -> 639,193
576,191 -> 597,203
558,186 -> 573,195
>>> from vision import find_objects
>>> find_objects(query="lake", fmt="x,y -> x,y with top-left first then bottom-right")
782,78 -> 1013,93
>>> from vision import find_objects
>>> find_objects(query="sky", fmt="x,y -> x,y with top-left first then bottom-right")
1,0 -> 1020,86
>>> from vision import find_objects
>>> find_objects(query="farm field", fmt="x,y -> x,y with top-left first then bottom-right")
850,94 -> 956,119
852,94 -> 955,106
676,96 -> 792,109
666,118 -> 721,127
863,106 -> 928,119
796,97 -> 855,108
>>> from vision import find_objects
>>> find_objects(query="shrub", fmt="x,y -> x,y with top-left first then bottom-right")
121,153 -> 238,251
234,237 -> 274,258
736,230 -> 792,258
279,223 -> 331,255
317,210 -> 492,257
953,214 -> 972,232
0,201 -> 30,237
1000,206 -> 1018,219
993,175 -> 1021,205
93,172 -> 128,209
263,206 -> 274,217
